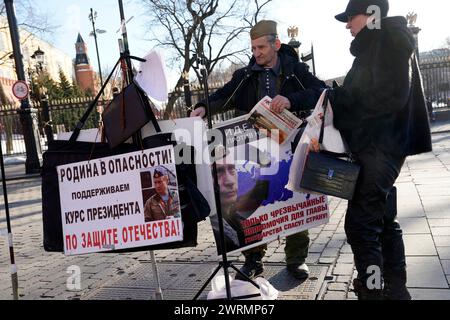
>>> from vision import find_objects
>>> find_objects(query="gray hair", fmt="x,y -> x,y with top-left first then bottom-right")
266,34 -> 278,43
266,34 -> 278,48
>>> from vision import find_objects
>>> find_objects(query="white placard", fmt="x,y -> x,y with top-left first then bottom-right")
58,145 -> 183,255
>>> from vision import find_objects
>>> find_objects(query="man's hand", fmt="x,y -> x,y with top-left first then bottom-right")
309,138 -> 320,152
270,95 -> 291,113
190,106 -> 206,118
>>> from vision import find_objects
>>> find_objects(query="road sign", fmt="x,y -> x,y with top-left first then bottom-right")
12,80 -> 29,100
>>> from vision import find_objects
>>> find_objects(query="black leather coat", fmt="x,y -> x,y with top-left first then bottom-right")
331,17 -> 432,157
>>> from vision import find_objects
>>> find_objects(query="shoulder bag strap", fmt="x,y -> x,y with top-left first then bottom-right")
318,90 -> 351,159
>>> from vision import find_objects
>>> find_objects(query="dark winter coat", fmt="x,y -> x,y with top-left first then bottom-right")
196,44 -> 326,116
331,16 -> 432,157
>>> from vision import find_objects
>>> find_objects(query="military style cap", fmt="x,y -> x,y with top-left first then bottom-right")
153,168 -> 166,179
250,20 -> 278,40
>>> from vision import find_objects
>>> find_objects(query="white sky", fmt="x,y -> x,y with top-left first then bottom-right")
36,0 -> 450,87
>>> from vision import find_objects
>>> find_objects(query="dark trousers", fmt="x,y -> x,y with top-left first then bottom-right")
243,230 -> 310,266
345,144 -> 406,284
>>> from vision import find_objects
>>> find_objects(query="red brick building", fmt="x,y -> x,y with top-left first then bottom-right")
74,33 -> 97,95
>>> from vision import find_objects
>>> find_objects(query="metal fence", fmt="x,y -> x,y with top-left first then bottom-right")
47,97 -> 109,134
157,84 -> 234,124
0,104 -> 27,157
0,97 -> 110,157
0,84 -> 233,158
420,49 -> 450,111
2,62 -> 449,159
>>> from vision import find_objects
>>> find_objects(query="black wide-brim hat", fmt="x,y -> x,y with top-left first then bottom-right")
335,0 -> 389,22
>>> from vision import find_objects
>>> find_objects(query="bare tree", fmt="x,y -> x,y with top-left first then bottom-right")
0,0 -> 57,65
192,60 -> 246,88
140,0 -> 272,118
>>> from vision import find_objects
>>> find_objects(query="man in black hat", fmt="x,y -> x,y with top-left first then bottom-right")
330,0 -> 432,300
191,20 -> 327,281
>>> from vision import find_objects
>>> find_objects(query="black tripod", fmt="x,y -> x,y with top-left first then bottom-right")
69,51 -> 146,143
0,131 -> 19,300
70,0 -> 147,143
192,55 -> 260,301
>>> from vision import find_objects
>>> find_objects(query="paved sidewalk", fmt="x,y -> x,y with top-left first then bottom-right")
322,131 -> 450,300
0,129 -> 449,300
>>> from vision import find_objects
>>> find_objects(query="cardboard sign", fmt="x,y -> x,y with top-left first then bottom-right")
210,116 -> 330,255
58,145 -> 183,255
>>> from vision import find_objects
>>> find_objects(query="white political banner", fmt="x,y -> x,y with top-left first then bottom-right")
58,145 -> 182,255
210,116 -> 330,255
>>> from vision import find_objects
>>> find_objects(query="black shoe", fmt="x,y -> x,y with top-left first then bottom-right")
383,273 -> 412,300
383,286 -> 412,300
286,263 -> 310,280
235,254 -> 264,281
352,279 -> 384,300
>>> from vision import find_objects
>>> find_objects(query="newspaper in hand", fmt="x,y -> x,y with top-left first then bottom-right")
246,96 -> 304,145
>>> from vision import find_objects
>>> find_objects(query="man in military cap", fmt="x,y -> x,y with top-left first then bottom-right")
191,20 -> 327,281
144,168 -> 181,222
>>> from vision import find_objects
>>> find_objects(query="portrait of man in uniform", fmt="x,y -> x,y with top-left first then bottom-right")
144,167 -> 181,222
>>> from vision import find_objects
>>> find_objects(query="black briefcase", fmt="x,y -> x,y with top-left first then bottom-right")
300,150 -> 360,200
299,91 -> 360,201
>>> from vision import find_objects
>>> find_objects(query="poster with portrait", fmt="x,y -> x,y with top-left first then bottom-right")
210,115 -> 330,255
58,145 -> 183,256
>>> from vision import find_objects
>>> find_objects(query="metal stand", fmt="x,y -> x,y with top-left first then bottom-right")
192,55 -> 260,301
150,251 -> 163,300
118,0 -> 143,147
117,0 -> 164,301
0,133 -> 19,300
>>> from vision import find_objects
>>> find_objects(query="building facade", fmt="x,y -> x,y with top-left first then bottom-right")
0,16 -> 74,104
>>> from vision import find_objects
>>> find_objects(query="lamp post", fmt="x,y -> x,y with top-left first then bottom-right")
182,70 -> 192,114
31,47 -> 45,70
4,0 -> 41,174
88,8 -> 106,89
30,48 -> 53,143
29,47 -> 45,101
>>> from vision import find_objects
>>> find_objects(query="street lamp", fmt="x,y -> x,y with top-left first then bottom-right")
30,47 -> 45,84
29,48 -> 53,144
31,47 -> 45,71
29,47 -> 47,103
182,70 -> 192,113
88,8 -> 106,89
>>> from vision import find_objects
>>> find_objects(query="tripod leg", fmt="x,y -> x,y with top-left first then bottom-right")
149,251 -> 163,300
193,263 -> 223,300
1,140 -> 19,300
70,58 -> 121,142
204,264 -> 261,301
229,264 -> 260,289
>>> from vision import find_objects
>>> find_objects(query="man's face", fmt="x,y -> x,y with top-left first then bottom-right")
251,36 -> 280,68
154,176 -> 169,196
346,14 -> 371,37
217,163 -> 238,209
